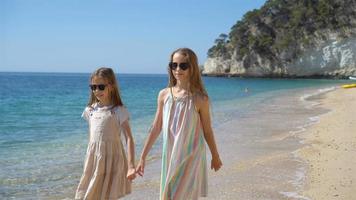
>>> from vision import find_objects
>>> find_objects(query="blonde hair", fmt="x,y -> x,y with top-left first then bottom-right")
87,67 -> 124,107
168,48 -> 208,97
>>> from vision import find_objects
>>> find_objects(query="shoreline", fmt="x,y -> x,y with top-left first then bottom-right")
298,87 -> 356,200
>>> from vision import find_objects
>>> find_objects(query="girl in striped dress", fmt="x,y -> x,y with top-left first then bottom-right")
136,48 -> 222,200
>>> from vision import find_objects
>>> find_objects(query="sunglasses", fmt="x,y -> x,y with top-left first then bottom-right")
169,62 -> 190,71
89,84 -> 107,91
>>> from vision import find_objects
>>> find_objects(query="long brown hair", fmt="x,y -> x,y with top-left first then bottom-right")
168,48 -> 208,97
87,67 -> 124,107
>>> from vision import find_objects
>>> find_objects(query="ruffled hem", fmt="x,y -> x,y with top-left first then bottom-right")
76,141 -> 131,199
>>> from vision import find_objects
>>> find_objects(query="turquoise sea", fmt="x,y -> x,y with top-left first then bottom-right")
0,72 -> 349,199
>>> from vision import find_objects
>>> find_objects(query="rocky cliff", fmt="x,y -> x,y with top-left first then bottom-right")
203,0 -> 356,78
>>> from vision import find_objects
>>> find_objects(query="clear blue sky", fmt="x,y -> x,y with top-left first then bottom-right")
0,0 -> 266,73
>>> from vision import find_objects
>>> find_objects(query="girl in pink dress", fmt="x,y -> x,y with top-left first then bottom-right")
75,67 -> 136,200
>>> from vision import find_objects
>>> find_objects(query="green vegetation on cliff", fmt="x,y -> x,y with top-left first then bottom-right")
208,0 -> 356,61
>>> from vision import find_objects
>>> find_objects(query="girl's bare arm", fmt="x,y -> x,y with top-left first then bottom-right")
122,121 -> 135,168
197,95 -> 222,171
121,121 -> 136,180
136,89 -> 167,176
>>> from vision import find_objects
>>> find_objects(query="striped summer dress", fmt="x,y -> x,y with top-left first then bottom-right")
160,88 -> 208,200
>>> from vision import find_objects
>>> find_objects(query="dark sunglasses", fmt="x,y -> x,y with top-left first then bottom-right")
169,62 -> 190,71
89,84 -> 107,91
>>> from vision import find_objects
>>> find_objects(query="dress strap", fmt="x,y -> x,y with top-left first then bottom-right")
169,87 -> 175,101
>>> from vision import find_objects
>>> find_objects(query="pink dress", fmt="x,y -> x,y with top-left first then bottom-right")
75,104 -> 131,200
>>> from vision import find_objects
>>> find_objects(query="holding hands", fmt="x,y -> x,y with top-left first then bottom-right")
127,167 -> 136,181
